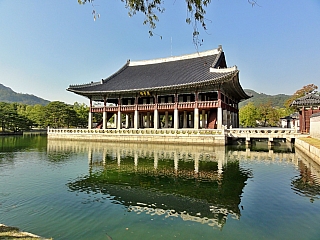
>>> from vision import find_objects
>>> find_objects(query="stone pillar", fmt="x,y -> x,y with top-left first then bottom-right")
246,137 -> 251,147
194,108 -> 199,129
268,137 -> 274,147
117,110 -> 122,129
223,109 -> 227,126
183,111 -> 187,128
103,111 -> 107,129
235,112 -> 239,128
114,113 -> 117,129
202,110 -> 206,129
165,111 -> 169,128
174,109 -> 179,129
190,112 -> 194,128
217,107 -> 222,129
125,114 -> 129,128
134,110 -> 139,129
131,113 -> 134,128
146,112 -> 150,128
154,109 -> 159,129
88,111 -> 93,129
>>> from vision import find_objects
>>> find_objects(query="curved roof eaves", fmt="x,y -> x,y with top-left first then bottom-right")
69,54 -> 225,92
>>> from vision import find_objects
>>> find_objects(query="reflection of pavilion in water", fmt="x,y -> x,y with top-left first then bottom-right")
48,140 -> 250,228
47,140 -> 320,227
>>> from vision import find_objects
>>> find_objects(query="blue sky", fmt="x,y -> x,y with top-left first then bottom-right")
1,0 -> 319,104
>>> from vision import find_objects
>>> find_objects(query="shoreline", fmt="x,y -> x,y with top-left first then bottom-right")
0,223 -> 52,239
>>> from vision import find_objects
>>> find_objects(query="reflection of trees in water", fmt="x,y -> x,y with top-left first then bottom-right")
0,135 -> 47,152
291,161 -> 320,202
47,151 -> 74,163
67,157 -> 252,228
0,135 -> 47,165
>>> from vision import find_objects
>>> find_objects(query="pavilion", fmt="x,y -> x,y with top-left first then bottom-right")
291,93 -> 320,133
67,45 -> 250,130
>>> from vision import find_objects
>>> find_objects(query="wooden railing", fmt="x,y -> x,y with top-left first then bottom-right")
138,104 -> 155,111
198,101 -> 219,108
121,105 -> 135,111
177,102 -> 195,109
157,103 -> 175,110
91,100 -> 223,113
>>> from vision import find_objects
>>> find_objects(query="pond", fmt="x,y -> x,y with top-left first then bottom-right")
1,135 -> 320,240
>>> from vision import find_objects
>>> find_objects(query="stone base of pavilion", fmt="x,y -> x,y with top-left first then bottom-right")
47,127 -> 227,145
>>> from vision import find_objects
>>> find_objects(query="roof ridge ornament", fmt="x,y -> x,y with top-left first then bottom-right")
129,46 -> 222,67
210,66 -> 237,73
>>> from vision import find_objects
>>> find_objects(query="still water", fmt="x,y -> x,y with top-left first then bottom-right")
1,135 -> 320,240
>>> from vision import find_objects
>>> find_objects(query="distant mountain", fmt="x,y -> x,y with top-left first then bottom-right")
239,89 -> 291,108
0,83 -> 50,105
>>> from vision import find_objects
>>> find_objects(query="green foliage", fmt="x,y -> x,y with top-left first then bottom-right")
73,102 -> 89,128
78,0 -> 258,46
0,83 -> 50,105
256,102 -> 280,127
239,102 -> 258,127
0,102 -> 32,132
0,101 -> 90,131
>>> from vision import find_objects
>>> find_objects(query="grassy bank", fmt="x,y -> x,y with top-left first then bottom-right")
299,137 -> 320,149
0,224 -> 52,240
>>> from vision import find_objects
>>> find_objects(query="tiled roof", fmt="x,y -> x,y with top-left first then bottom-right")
291,93 -> 320,106
67,46 -> 249,100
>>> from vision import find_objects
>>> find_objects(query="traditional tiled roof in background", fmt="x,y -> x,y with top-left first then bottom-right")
291,93 -> 320,106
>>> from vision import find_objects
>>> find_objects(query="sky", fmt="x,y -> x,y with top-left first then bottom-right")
0,0 -> 320,104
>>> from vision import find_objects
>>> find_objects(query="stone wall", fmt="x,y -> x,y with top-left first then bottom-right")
295,138 -> 320,166
47,128 -> 227,146
310,113 -> 320,139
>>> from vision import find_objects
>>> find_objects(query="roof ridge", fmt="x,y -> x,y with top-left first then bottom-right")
102,61 -> 130,83
129,47 -> 222,66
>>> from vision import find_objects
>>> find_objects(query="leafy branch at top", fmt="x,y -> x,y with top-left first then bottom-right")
78,0 -> 258,47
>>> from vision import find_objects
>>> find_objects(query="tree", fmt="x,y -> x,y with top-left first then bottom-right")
257,102 -> 280,127
0,102 -> 32,132
44,101 -> 78,128
284,84 -> 318,109
73,102 -> 89,128
78,0 -> 258,46
239,102 -> 259,127
25,104 -> 46,128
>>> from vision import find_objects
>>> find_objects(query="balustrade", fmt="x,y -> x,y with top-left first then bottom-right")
177,102 -> 195,109
121,105 -> 135,111
138,104 -> 155,111
158,103 -> 175,110
198,101 -> 219,109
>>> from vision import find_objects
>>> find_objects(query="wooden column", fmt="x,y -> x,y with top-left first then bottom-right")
174,93 -> 179,129
88,98 -> 93,129
103,97 -> 107,129
134,97 -> 139,129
